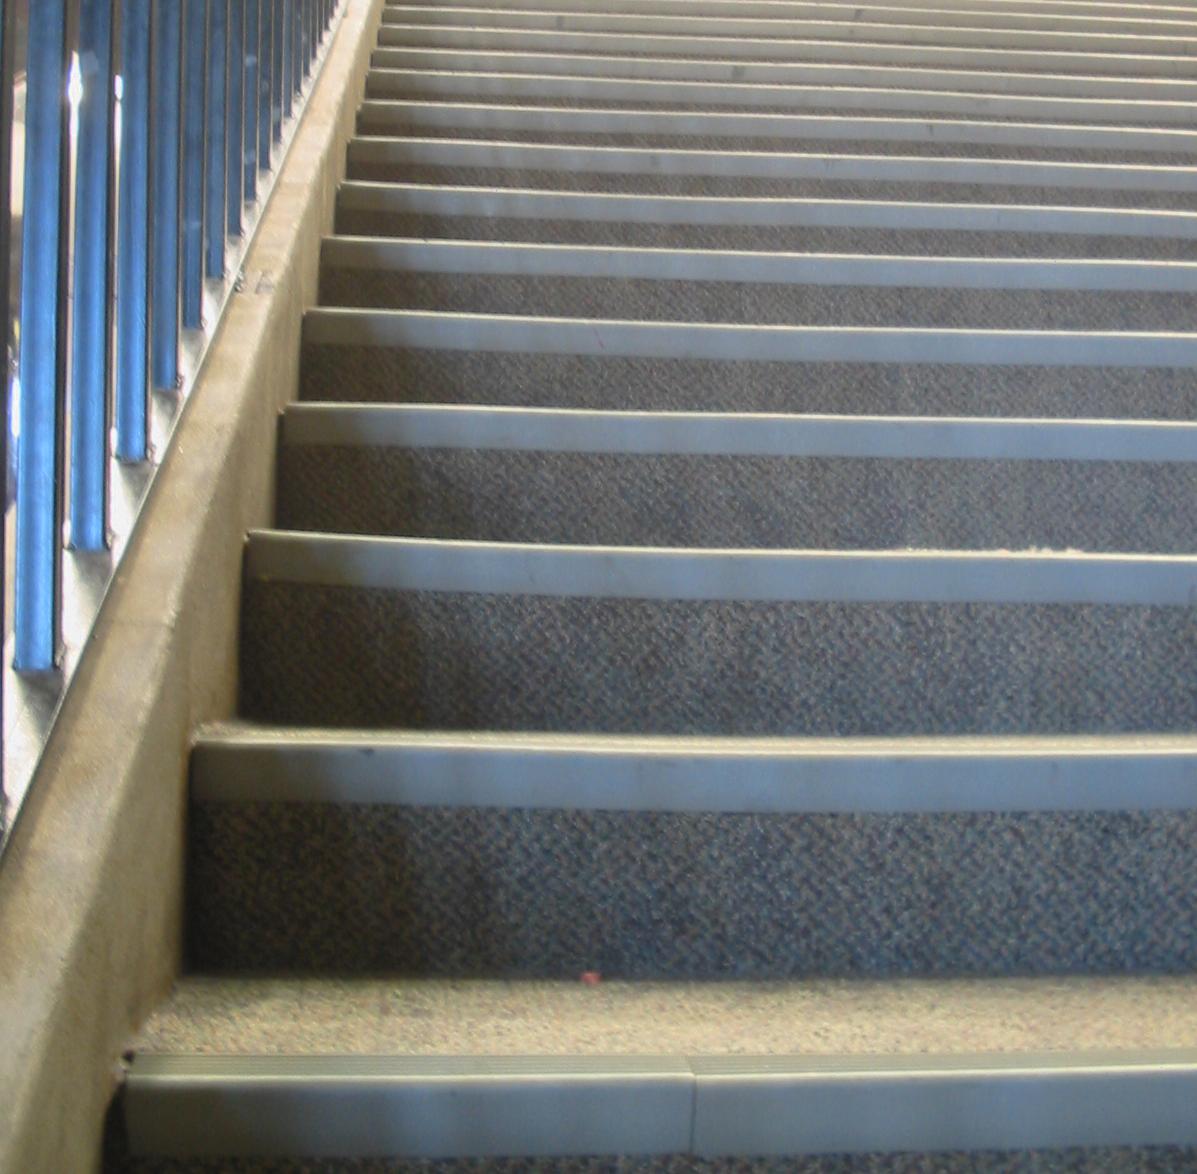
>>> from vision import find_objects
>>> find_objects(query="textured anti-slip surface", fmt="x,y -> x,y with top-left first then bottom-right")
188,803 -> 1197,976
276,448 -> 1197,552
298,345 -> 1197,418
342,165 -> 1197,211
348,124 -> 1197,163
125,974 -> 1197,1055
317,272 -> 1197,331
332,213 -> 1197,260
108,1149 -> 1197,1172
239,584 -> 1197,735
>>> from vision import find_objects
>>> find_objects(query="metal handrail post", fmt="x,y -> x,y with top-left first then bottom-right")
151,0 -> 183,391
242,0 -> 258,201
69,0 -> 116,551
204,0 -> 227,278
225,0 -> 242,237
181,0 -> 208,329
15,0 -> 69,668
114,0 -> 153,462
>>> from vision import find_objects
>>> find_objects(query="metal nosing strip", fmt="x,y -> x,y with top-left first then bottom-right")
242,530 -> 1197,606
123,1050 -> 1197,1158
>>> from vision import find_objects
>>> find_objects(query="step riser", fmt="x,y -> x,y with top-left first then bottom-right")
374,24 -> 1197,77
363,73 -> 1197,126
304,309 -> 1197,367
376,10 -> 1189,54
367,51 -> 1197,101
275,448 -> 1197,553
321,241 -> 1197,290
333,211 -> 1197,258
344,164 -> 1197,211
349,139 -> 1197,186
356,107 -> 1197,157
407,0 -> 1197,16
317,271 -> 1197,330
378,0 -> 1197,35
240,583 -> 1197,735
188,801 -> 1197,976
335,184 -> 1197,240
106,1147 -> 1197,1171
299,344 -> 1197,418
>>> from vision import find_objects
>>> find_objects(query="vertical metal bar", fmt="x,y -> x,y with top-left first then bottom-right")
225,0 -> 242,236
204,0 -> 226,278
300,0 -> 310,79
181,0 -> 207,329
114,0 -> 152,461
293,0 -> 302,81
242,0 -> 257,200
0,0 -> 16,781
257,0 -> 271,167
15,0 -> 69,668
280,0 -> 292,120
271,0 -> 283,138
68,0 -> 115,551
151,0 -> 182,390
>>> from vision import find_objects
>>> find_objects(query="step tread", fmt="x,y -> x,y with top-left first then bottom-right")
374,24 -> 1197,79
279,401 -> 1197,458
376,7 -> 1195,54
243,529 -> 1197,605
336,181 -> 1197,238
134,973 -> 1197,1057
192,722 -> 1197,812
302,307 -> 1197,367
318,235 -> 1197,288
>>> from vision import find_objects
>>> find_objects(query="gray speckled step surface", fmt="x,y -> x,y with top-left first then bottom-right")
369,20 -> 1197,77
342,163 -> 1197,209
188,799 -> 1197,975
238,579 -> 1197,735
129,975 -> 1197,1056
275,444 -> 1197,552
105,1152 -> 1197,1173
331,210 -> 1197,258
349,118 -> 1197,161
297,345 -> 1197,417
316,270 -> 1197,329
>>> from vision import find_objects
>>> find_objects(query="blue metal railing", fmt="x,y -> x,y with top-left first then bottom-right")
1,0 -> 344,850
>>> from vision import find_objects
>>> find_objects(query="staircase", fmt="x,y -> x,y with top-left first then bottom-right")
113,0 -> 1197,1167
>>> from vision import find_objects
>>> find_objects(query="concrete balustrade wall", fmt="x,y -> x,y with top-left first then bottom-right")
0,2 -> 384,1169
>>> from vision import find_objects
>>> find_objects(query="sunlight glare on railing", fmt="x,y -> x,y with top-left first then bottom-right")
0,0 -> 345,854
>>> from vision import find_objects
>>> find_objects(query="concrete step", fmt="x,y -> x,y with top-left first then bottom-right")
376,7 -> 1195,55
355,100 -> 1197,157
343,139 -> 1197,208
374,22 -> 1197,78
334,180 -> 1197,257
298,306 -> 1197,417
367,49 -> 1197,103
380,0 -> 1197,35
188,726 -> 1197,975
363,69 -> 1197,125
238,531 -> 1197,736
315,238 -> 1197,328
119,975 -> 1197,1160
275,404 -> 1197,552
